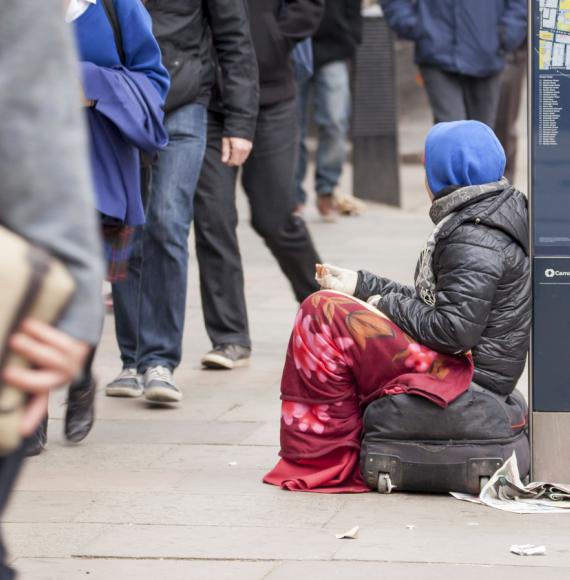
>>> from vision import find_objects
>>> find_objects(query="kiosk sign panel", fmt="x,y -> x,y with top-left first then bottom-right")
532,0 -> 570,480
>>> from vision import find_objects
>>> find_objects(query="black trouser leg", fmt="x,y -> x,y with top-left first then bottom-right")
420,66 -> 467,123
194,113 -> 250,349
242,99 -> 321,302
494,48 -> 527,182
0,443 -> 27,579
463,72 -> 503,129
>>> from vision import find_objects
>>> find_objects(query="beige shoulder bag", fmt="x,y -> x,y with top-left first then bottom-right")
0,226 -> 75,455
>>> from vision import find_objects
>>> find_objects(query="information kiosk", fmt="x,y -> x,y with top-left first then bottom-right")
532,0 -> 570,481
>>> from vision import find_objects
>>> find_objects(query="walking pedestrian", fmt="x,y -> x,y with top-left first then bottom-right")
381,0 -> 527,128
24,0 -> 170,456
295,0 -> 362,220
495,42 -> 527,183
108,0 -> 260,402
0,1 -> 104,575
195,0 -> 325,371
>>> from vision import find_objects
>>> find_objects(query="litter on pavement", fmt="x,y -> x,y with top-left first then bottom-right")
510,544 -> 547,556
335,526 -> 360,539
451,453 -> 570,514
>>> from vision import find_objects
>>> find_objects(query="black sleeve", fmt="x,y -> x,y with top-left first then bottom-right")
347,0 -> 363,46
205,0 -> 260,140
279,0 -> 325,43
355,270 -> 416,301
377,239 -> 504,354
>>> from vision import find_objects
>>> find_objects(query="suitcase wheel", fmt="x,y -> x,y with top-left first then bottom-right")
377,473 -> 394,494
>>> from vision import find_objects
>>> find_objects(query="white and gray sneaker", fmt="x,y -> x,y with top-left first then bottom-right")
144,366 -> 182,403
201,344 -> 251,370
105,368 -> 143,398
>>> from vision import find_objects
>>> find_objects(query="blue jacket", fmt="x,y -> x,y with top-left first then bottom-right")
73,0 -> 169,226
381,0 -> 527,77
81,64 -> 168,226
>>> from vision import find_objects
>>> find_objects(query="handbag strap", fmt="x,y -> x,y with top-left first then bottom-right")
101,0 -> 126,65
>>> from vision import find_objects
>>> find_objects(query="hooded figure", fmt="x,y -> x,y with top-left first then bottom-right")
263,120 -> 530,494
357,121 -> 530,396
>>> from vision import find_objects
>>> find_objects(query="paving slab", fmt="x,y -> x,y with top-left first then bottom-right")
80,524 -> 340,560
14,558 -> 275,580
267,561 -> 570,580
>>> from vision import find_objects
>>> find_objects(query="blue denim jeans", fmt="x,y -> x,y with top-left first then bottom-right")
295,60 -> 351,205
112,103 -> 207,372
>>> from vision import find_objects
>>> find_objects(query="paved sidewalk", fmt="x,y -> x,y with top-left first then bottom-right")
5,101 -> 563,579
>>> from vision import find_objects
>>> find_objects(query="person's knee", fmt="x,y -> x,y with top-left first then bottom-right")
250,213 -> 278,241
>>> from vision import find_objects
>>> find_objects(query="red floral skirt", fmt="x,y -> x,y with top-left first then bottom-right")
263,291 -> 474,493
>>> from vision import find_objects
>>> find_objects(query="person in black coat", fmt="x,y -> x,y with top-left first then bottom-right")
318,121 -> 530,396
295,0 -> 362,219
194,0 -> 325,371
108,0 -> 260,402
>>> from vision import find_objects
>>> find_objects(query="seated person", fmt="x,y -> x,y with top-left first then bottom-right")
264,120 -> 530,493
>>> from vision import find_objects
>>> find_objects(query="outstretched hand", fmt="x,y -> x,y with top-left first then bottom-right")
315,263 -> 358,295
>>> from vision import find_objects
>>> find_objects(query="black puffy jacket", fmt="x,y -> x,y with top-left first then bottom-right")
355,183 -> 530,396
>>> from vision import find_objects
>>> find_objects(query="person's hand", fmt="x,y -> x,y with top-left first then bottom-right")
2,319 -> 90,436
221,137 -> 253,167
80,86 -> 94,108
315,263 -> 358,295
367,294 -> 382,309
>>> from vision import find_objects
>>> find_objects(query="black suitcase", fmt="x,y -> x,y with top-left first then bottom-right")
360,384 -> 530,495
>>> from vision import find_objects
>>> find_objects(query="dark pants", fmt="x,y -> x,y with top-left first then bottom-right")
420,65 -> 503,128
494,47 -> 527,183
0,443 -> 27,579
194,99 -> 321,349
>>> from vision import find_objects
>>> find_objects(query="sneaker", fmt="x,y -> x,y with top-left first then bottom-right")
144,366 -> 182,403
201,344 -> 251,370
105,368 -> 143,398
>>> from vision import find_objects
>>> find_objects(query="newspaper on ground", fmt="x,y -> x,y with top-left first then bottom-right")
451,453 -> 570,514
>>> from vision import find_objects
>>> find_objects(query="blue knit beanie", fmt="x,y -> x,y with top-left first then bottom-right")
425,121 -> 506,197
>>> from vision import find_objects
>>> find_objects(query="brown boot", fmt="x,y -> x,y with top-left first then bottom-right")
316,193 -> 337,222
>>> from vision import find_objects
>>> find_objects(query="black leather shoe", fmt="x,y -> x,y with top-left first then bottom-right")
26,416 -> 48,457
65,373 -> 96,443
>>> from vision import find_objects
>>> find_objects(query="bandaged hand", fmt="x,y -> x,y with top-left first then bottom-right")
367,295 -> 382,308
315,263 -> 358,295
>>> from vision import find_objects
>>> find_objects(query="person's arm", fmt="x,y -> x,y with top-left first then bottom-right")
279,0 -> 325,43
355,271 -> 416,301
499,0 -> 527,53
377,238 -> 504,354
347,0 -> 363,46
205,0 -> 259,165
115,0 -> 170,102
0,0 -> 104,346
380,0 -> 420,40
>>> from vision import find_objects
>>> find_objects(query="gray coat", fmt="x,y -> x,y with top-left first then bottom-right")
0,0 -> 104,344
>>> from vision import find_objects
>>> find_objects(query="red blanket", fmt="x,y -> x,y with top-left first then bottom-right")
264,291 -> 474,493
